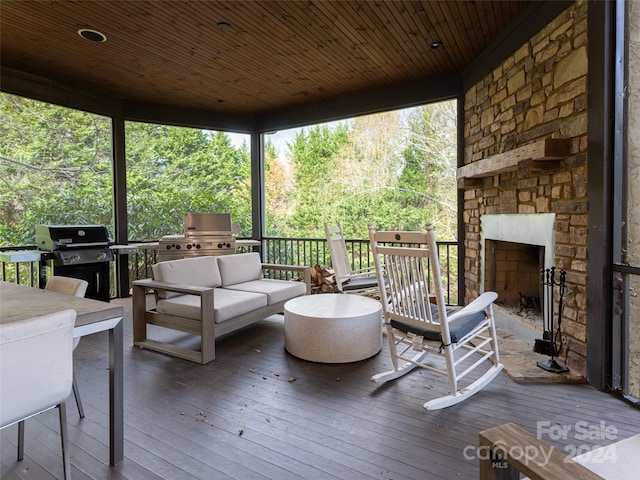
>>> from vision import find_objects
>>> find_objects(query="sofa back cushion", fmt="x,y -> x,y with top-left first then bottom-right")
152,256 -> 221,298
217,253 -> 263,287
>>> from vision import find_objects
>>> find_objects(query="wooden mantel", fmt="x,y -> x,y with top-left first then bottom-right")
457,138 -> 571,188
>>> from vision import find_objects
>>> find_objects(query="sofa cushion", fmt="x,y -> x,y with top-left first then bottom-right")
152,256 -> 221,299
156,288 -> 267,324
216,253 -> 263,287
225,279 -> 306,305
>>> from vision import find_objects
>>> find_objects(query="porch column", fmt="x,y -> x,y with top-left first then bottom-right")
250,132 -> 265,248
112,115 -> 129,298
586,0 -> 616,389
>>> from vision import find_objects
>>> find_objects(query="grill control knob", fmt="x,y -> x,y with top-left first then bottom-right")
96,251 -> 108,261
175,245 -> 181,250
217,243 -> 223,248
187,244 -> 192,249
165,245 -> 172,250
196,244 -> 201,249
226,243 -> 231,248
69,254 -> 80,264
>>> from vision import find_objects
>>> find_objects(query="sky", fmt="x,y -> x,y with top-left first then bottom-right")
227,128 -> 297,164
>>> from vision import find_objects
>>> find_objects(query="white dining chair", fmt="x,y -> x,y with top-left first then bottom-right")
45,276 -> 89,418
0,308 -> 76,480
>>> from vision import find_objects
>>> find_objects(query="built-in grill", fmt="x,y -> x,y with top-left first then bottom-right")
36,224 -> 114,302
158,213 -> 236,262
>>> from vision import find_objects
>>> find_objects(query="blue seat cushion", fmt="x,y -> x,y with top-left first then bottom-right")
389,304 -> 486,344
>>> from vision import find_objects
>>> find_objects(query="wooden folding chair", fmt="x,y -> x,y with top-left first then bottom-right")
368,222 -> 503,410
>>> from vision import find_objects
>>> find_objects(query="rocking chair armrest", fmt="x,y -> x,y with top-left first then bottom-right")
447,291 -> 498,322
133,278 -> 215,297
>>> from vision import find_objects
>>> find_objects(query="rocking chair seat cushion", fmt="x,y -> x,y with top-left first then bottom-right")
389,304 -> 486,344
341,275 -> 384,291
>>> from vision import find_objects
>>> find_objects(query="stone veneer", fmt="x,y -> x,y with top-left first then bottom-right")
627,0 -> 640,399
462,0 -> 588,374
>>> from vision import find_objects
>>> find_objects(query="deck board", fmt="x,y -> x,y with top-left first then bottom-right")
2,297 -> 639,479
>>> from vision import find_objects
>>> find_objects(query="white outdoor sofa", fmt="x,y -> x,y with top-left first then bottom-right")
132,253 -> 311,364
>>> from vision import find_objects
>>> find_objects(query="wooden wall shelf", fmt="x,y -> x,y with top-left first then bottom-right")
457,138 -> 571,188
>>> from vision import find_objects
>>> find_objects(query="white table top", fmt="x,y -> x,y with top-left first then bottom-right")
0,281 -> 125,466
572,434 -> 640,479
284,293 -> 381,319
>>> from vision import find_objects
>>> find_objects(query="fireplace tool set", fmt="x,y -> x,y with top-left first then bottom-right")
534,266 -> 570,373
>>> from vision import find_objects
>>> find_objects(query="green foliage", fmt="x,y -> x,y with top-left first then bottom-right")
265,102 -> 458,241
0,94 -> 252,245
288,124 -> 349,234
0,94 -> 113,245
1,92 -> 458,252
125,123 -> 252,239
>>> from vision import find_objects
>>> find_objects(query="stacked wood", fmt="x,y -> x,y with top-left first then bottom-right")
309,264 -> 339,294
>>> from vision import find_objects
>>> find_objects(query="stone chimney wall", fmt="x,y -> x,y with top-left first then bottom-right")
627,0 -> 640,399
462,0 -> 588,374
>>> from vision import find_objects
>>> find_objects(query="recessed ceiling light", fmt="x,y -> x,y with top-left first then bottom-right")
430,41 -> 443,50
78,29 -> 107,42
217,22 -> 231,32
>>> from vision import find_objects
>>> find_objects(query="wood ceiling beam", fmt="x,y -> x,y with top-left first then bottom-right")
252,74 -> 461,133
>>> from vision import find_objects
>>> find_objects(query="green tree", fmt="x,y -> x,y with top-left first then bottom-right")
0,93 -> 253,245
264,139 -> 293,236
324,111 -> 407,238
276,102 -> 457,241
1,92 -> 458,251
399,101 -> 457,238
126,123 -> 252,240
0,94 -> 113,245
288,124 -> 349,235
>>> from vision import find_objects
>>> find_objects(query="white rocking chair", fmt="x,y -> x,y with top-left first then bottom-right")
368,222 -> 503,410
325,222 -> 380,294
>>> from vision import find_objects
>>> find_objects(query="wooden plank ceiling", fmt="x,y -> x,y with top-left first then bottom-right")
1,1 -> 530,117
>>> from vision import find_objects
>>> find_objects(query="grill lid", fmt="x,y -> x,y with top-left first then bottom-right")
35,224 -> 114,250
184,213 -> 232,237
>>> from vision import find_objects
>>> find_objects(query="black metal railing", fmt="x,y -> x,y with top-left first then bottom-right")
0,246 -> 40,287
119,242 -> 158,297
263,236 -> 459,304
1,236 -> 459,304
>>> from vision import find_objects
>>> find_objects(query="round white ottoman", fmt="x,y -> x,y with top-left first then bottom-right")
284,294 -> 382,363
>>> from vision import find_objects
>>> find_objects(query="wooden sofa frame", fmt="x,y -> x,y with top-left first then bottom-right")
132,263 -> 311,364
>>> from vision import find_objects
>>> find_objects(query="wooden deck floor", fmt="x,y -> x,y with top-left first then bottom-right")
2,297 -> 639,480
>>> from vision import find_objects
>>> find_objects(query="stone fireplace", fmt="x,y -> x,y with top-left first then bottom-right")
461,1 -> 589,374
480,214 -> 555,341
480,213 -> 555,299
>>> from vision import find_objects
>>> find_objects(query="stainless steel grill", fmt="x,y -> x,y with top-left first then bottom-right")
158,213 -> 236,262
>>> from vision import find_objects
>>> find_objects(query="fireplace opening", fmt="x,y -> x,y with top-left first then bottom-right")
484,240 -> 544,327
